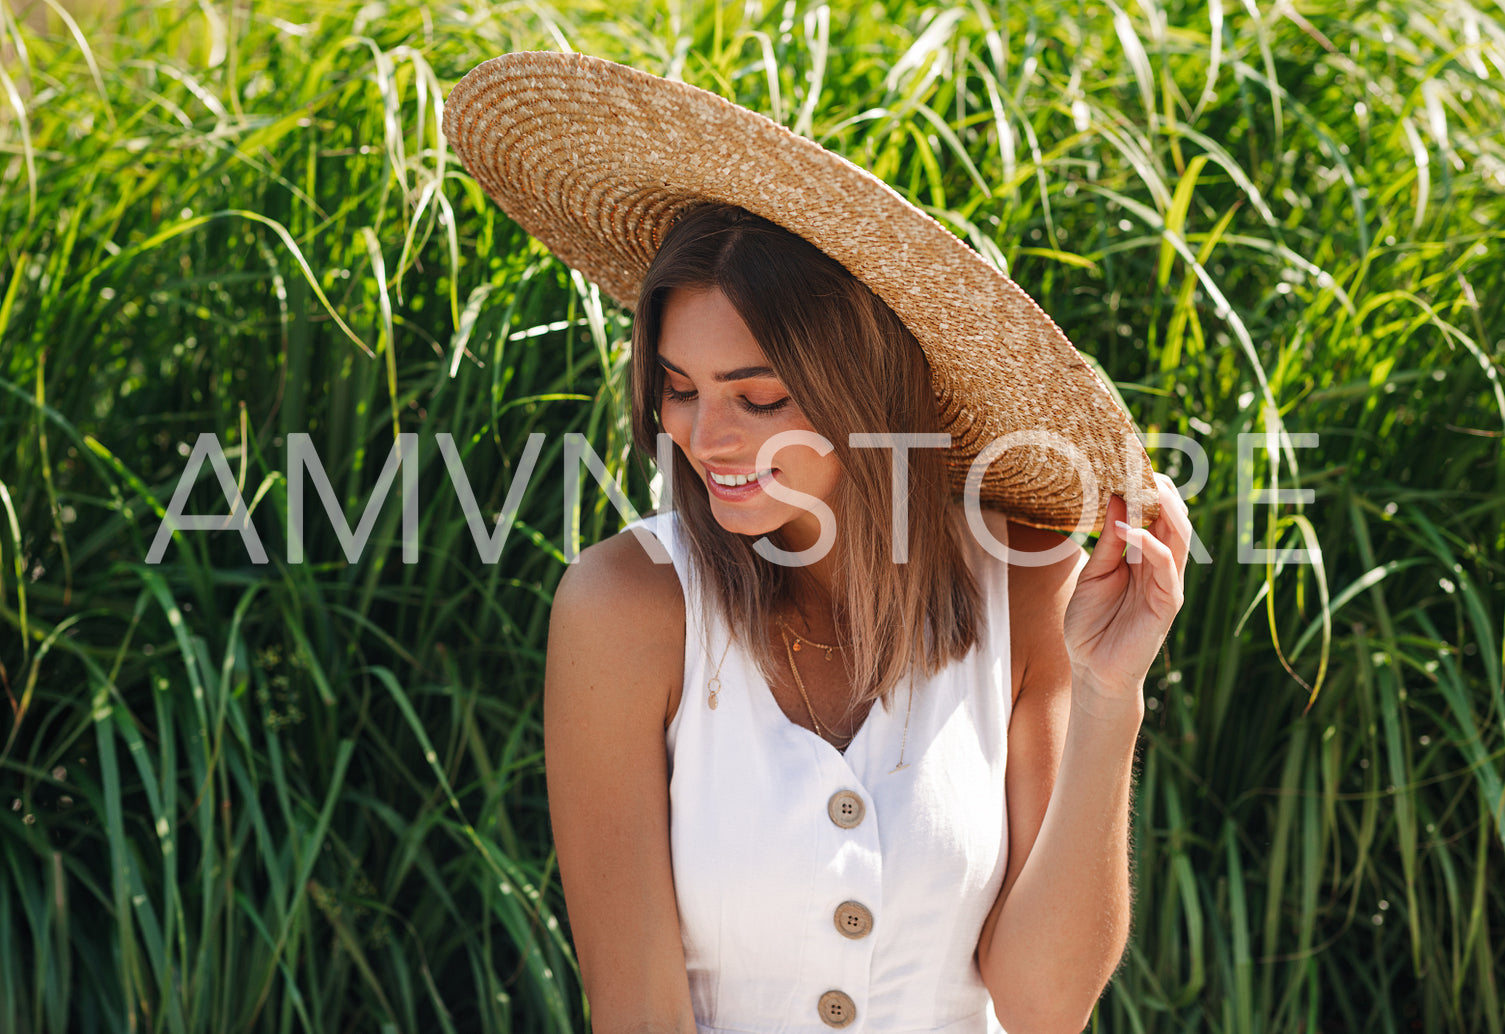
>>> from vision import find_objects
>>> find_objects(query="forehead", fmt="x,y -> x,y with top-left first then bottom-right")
656,286 -> 773,373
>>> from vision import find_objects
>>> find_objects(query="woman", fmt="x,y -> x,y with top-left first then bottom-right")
445,53 -> 1191,1033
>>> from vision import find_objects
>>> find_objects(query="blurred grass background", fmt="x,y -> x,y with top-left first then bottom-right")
1,0 -> 1502,1031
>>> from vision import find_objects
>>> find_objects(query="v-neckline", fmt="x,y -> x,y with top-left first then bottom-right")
752,671 -> 882,762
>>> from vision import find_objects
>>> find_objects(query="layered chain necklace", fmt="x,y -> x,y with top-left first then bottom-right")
775,614 -> 858,750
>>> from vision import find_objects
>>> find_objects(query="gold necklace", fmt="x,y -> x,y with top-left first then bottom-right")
706,636 -> 733,710
778,615 -> 844,661
890,674 -> 914,773
778,619 -> 856,748
771,615 -> 916,770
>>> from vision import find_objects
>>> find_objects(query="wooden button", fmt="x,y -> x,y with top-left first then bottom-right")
833,900 -> 873,939
817,989 -> 857,1027
827,790 -> 864,829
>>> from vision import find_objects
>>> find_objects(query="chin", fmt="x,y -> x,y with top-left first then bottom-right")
706,501 -> 783,540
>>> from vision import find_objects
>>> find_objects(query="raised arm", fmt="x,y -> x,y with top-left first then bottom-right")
976,475 -> 1191,1033
544,530 -> 698,1033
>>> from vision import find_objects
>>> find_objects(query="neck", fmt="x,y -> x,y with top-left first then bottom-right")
783,566 -> 841,642
797,552 -> 838,600
769,515 -> 839,599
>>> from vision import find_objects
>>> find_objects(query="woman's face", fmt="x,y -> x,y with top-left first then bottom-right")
655,285 -> 841,552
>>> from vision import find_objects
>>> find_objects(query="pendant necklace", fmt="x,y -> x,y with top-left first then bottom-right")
772,613 -> 915,771
776,614 -> 861,750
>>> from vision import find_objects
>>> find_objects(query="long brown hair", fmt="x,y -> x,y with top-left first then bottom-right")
631,203 -> 982,709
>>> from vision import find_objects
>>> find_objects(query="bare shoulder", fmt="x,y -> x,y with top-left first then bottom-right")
552,526 -> 685,633
973,509 -> 1086,698
548,525 -> 686,726
972,509 -> 1086,597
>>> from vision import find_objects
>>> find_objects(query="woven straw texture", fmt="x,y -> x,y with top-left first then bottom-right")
443,51 -> 1160,530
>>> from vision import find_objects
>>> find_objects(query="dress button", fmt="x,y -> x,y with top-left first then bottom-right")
827,789 -> 865,829
833,900 -> 874,939
817,989 -> 857,1027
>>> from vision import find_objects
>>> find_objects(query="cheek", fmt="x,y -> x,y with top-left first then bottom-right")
792,450 -> 843,497
658,405 -> 691,447
658,408 -> 706,474
819,455 -> 844,495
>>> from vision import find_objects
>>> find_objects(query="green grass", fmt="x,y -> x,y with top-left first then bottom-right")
1,0 -> 1502,1031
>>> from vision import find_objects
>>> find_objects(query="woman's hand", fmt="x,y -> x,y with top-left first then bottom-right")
1063,472 -> 1192,708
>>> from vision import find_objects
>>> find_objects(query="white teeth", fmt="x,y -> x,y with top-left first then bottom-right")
710,469 -> 773,487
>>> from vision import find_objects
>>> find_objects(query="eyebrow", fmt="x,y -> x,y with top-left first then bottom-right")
657,355 -> 779,382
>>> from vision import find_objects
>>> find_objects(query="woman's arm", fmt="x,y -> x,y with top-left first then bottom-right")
544,530 -> 698,1034
976,477 -> 1191,1034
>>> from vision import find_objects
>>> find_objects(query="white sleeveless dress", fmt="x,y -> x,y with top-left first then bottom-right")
632,511 -> 1012,1033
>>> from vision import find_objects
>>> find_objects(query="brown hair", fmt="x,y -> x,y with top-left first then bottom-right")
631,203 -> 982,709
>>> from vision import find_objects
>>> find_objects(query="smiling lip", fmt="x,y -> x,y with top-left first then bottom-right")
703,465 -> 778,501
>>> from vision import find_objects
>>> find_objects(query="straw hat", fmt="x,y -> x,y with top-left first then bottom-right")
442,50 -> 1159,530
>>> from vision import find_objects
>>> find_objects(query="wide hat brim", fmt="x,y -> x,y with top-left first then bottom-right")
443,51 -> 1160,531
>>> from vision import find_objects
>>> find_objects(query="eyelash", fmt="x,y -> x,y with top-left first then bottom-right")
662,384 -> 790,415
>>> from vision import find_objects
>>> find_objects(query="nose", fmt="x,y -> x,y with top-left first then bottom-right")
688,398 -> 747,464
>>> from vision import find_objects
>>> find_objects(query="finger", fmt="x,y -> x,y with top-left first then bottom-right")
1082,495 -> 1132,573
1105,490 -> 1127,529
1110,491 -> 1147,566
1115,524 -> 1184,613
1114,521 -> 1147,565
1151,472 -> 1188,522
1146,505 -> 1190,581
1111,492 -> 1144,565
1150,473 -> 1192,579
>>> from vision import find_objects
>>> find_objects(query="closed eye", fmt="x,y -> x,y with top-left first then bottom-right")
662,383 -> 789,416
